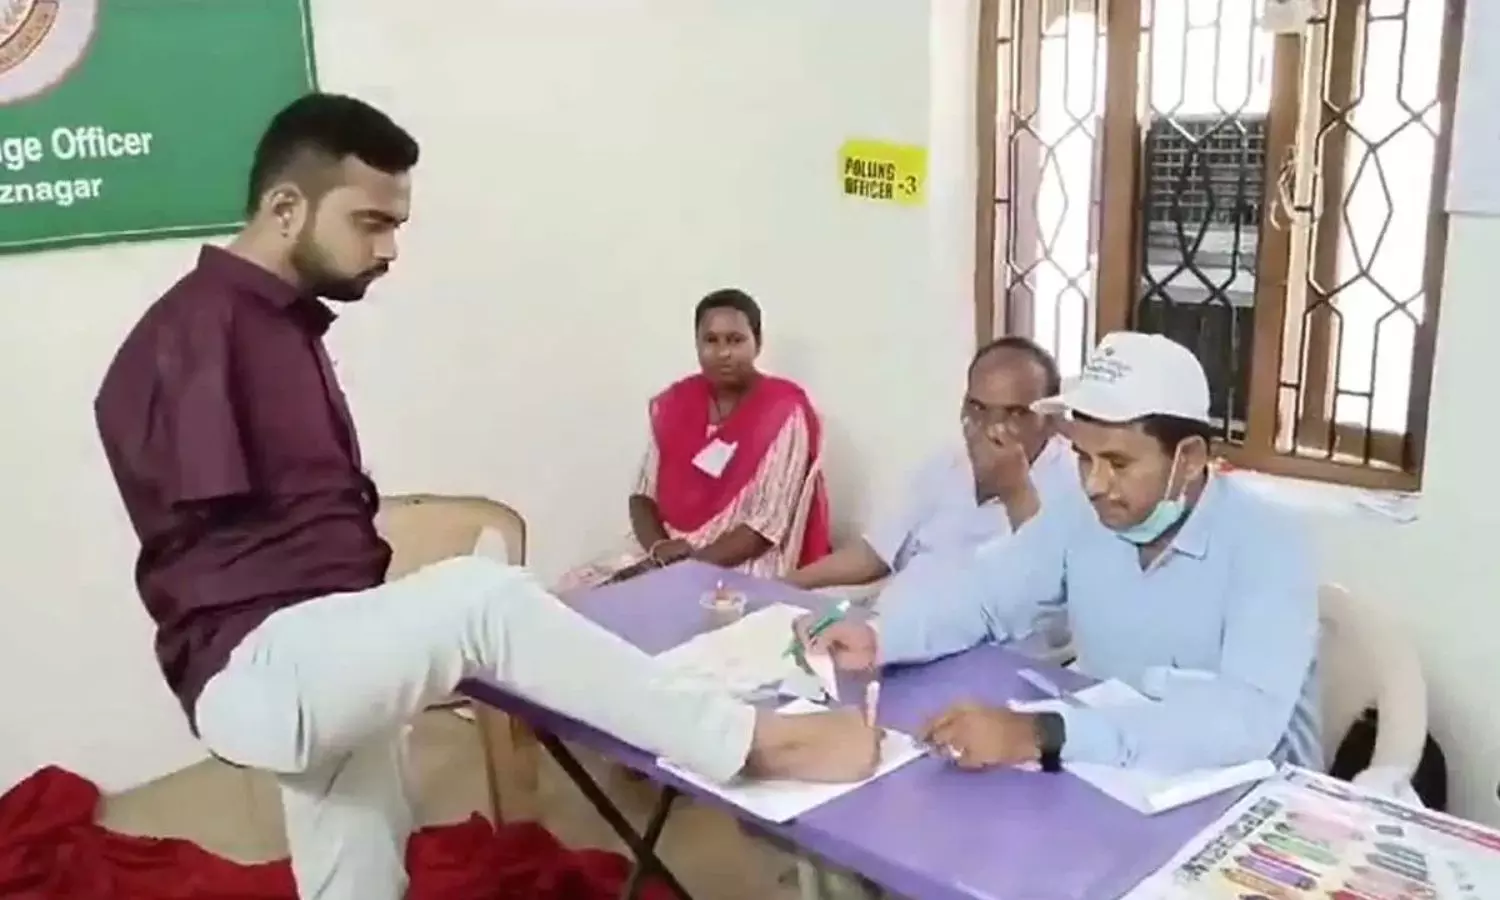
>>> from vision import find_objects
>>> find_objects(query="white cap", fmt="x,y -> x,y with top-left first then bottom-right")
1034,331 -> 1211,424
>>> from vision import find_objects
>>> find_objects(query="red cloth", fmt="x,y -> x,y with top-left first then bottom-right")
650,373 -> 832,566
0,766 -> 670,900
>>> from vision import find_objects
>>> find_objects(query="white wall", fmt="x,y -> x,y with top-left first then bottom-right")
1304,214 -> 1500,826
2,0 -> 1496,830
0,0 -> 971,792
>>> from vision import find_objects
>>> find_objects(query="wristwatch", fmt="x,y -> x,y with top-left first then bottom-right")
1033,711 -> 1066,773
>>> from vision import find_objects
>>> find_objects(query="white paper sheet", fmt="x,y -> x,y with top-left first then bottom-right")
802,650 -> 839,701
656,699 -> 924,824
1011,677 -> 1273,815
652,602 -> 813,699
1009,676 -> 1149,712
1067,758 -> 1275,815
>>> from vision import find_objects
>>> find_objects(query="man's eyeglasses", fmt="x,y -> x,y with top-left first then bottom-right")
961,398 -> 1037,429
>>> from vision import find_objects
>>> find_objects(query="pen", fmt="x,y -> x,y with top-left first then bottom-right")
784,598 -> 851,658
863,680 -> 880,726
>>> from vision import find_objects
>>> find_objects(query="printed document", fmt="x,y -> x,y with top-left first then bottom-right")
657,699 -> 923,823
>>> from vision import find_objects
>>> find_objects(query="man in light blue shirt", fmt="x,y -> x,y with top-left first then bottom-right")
802,332 -> 1321,775
786,336 -> 1078,596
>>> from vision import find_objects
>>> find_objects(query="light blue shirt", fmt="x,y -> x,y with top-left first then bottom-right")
878,474 -> 1322,774
863,437 -> 1078,572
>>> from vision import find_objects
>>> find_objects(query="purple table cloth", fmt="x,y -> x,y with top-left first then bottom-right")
463,561 -> 1241,900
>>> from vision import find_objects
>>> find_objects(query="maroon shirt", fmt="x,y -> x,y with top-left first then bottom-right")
95,246 -> 392,729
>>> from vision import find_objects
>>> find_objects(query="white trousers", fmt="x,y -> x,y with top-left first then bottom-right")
195,556 -> 756,900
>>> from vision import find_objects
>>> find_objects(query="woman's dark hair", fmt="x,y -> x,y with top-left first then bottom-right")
694,288 -> 763,343
1139,414 -> 1217,454
1073,412 -> 1216,455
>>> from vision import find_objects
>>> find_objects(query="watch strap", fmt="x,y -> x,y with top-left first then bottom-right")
1034,711 -> 1066,773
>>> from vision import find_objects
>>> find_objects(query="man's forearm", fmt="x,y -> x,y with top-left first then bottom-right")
694,524 -> 772,568
878,501 -> 1066,666
786,541 -> 891,590
999,478 -> 1042,531
628,495 -> 670,549
875,560 -> 994,665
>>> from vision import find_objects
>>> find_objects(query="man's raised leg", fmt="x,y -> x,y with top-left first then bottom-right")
198,555 -> 878,898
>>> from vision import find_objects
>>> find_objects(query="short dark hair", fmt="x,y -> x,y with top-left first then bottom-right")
1139,414 -> 1217,454
969,335 -> 1062,395
246,93 -> 420,215
694,288 -> 763,344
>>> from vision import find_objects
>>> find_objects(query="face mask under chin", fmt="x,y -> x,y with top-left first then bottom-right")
1113,445 -> 1191,546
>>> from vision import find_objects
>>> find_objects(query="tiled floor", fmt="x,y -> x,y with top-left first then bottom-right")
99,708 -> 812,899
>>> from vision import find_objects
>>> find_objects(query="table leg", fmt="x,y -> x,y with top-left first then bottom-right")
474,706 -> 541,822
619,789 -> 678,900
535,733 -> 694,900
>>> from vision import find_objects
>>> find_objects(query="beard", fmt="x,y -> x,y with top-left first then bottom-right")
289,234 -> 388,302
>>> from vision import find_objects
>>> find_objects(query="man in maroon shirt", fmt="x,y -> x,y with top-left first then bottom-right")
95,94 -> 877,900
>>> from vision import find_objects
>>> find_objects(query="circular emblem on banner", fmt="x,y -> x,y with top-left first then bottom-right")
0,0 -> 98,107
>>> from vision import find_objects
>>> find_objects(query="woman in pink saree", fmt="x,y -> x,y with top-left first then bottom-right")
559,289 -> 831,590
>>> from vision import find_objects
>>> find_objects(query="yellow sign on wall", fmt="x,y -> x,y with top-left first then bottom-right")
838,138 -> 927,207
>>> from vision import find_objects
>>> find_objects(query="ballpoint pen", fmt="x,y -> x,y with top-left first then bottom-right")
784,598 -> 851,664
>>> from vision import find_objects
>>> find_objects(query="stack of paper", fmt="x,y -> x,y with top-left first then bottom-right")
653,602 -> 837,700
1012,677 -> 1274,815
656,699 -> 924,823
1067,758 -> 1276,815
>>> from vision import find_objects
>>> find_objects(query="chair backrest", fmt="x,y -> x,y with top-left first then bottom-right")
1317,583 -> 1428,771
375,494 -> 528,580
781,453 -> 824,576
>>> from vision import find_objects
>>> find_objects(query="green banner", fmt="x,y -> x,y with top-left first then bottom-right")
0,0 -> 317,254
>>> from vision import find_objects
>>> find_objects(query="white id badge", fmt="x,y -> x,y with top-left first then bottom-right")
691,439 -> 738,478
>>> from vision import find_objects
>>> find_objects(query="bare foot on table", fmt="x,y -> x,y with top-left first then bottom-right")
743,707 -> 880,783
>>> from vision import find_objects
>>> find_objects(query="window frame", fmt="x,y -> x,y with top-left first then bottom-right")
973,0 -> 1468,492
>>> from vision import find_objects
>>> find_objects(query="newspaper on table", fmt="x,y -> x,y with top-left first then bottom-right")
1123,766 -> 1500,900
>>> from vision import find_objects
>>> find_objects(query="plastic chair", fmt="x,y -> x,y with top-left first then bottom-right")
376,493 -> 527,579
374,493 -> 542,823
1317,583 -> 1428,780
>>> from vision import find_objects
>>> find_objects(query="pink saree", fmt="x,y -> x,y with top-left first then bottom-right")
649,373 -> 831,566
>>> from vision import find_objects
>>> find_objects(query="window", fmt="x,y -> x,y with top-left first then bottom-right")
974,0 -> 1465,490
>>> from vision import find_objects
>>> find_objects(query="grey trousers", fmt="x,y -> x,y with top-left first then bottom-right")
196,555 -> 756,900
